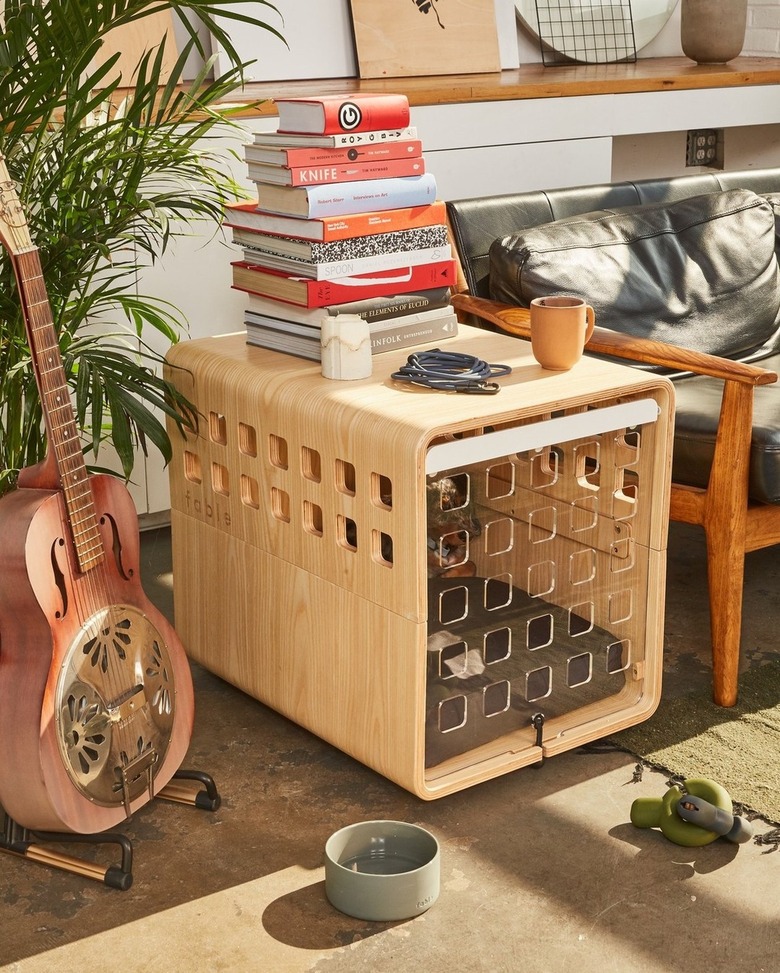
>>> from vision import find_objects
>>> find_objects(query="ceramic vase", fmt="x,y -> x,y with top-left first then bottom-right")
680,0 -> 748,64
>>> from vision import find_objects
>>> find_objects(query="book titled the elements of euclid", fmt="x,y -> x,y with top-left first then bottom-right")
243,285 -> 452,326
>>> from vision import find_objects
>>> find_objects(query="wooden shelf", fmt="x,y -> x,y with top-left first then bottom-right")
228,57 -> 780,118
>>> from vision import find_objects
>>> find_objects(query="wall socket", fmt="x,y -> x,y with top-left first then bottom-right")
686,129 -> 722,168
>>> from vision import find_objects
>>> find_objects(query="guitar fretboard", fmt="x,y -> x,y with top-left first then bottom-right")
17,249 -> 105,574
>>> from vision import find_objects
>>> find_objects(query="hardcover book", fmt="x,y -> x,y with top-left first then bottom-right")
251,126 -> 418,149
244,138 -> 422,168
231,258 -> 457,307
275,93 -> 410,136
234,224 -> 449,264
243,286 -> 452,326
247,155 -> 425,187
255,173 -> 438,219
245,307 -> 459,361
239,242 -> 452,281
224,199 -> 447,243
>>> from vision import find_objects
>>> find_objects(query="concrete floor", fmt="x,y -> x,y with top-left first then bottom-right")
1,521 -> 778,972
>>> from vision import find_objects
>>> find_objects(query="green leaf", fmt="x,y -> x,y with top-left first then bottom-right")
0,0 -> 282,492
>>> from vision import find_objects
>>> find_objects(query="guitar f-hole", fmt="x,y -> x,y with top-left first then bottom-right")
100,512 -> 133,582
50,537 -> 68,619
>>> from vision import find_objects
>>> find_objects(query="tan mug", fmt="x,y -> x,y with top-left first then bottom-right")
529,295 -> 596,370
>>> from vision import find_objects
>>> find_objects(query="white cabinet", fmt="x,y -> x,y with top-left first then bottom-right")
136,82 -> 780,518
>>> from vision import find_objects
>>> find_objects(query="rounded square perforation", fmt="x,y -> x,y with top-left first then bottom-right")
606,639 -> 631,674
569,547 -> 597,586
372,529 -> 393,567
211,462 -> 229,496
484,627 -> 511,665
238,422 -> 257,457
183,450 -> 202,484
527,560 -> 555,599
608,589 -> 633,624
437,695 -> 467,733
486,460 -> 515,500
525,666 -> 552,702
569,602 -> 594,637
567,653 -> 593,688
270,487 -> 290,523
574,440 -> 600,489
437,584 -> 469,626
302,445 -> 321,482
527,613 -> 553,651
303,500 -> 323,536
483,681 -> 511,717
269,434 -> 288,470
529,447 -> 559,489
240,474 -> 259,509
208,411 -> 227,445
335,458 -> 356,496
338,515 -> 357,552
371,472 -> 393,509
440,641 -> 469,679
528,504 -> 556,544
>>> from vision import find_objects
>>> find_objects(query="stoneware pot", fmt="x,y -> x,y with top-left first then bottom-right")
680,0 -> 748,64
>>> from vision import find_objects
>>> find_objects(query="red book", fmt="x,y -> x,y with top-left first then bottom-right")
275,93 -> 411,136
231,258 -> 456,308
247,155 -> 426,187
244,138 -> 423,168
224,199 -> 448,243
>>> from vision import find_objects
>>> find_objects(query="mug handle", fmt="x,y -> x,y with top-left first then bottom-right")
584,305 -> 595,344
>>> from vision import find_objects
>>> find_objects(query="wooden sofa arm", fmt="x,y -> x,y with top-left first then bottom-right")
452,294 -> 779,388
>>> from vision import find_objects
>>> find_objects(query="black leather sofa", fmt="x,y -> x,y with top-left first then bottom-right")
446,168 -> 780,707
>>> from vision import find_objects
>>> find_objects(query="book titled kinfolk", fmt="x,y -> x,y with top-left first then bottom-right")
245,307 -> 459,361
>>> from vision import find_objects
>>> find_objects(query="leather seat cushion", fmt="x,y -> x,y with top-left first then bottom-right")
672,353 -> 780,504
489,188 -> 780,365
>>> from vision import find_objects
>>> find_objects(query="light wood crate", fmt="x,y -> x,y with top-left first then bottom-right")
164,327 -> 674,799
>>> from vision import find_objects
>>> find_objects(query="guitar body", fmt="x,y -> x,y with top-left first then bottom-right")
0,474 -> 195,833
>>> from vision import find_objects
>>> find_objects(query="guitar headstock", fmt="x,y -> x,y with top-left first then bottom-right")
0,153 -> 34,255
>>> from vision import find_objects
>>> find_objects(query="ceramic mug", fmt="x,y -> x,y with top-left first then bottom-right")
529,295 -> 596,370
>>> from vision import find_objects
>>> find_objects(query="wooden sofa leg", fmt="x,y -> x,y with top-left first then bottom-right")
704,525 -> 745,707
701,380 -> 753,707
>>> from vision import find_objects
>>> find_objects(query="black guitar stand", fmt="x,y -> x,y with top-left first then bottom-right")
0,769 -> 221,891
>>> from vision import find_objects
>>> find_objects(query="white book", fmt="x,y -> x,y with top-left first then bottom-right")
244,304 -> 457,334
252,126 -> 418,149
239,243 -> 452,281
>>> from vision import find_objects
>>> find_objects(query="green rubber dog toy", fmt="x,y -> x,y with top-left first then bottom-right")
630,777 -> 753,846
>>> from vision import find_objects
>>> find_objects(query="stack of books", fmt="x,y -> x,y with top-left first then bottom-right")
227,92 -> 459,361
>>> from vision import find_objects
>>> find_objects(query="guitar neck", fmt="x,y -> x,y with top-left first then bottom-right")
16,248 -> 105,574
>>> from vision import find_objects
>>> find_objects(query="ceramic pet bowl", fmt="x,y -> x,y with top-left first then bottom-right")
324,820 -> 440,921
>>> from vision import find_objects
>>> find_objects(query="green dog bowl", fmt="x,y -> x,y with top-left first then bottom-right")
325,820 -> 440,921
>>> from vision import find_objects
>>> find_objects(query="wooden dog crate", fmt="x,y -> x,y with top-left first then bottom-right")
165,327 -> 674,799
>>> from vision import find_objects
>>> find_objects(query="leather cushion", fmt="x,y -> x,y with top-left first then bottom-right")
489,188 -> 780,364
671,353 -> 780,504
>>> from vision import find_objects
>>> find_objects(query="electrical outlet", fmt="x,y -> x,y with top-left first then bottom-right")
686,129 -> 720,167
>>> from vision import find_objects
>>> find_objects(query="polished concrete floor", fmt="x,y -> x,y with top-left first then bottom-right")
1,521 -> 778,972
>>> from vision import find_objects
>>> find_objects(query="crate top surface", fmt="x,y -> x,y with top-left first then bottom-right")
166,326 -> 673,439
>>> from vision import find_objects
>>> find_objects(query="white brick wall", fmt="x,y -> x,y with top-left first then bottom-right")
745,1 -> 780,54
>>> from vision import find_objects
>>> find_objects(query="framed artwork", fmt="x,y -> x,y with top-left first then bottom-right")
349,0 -> 502,78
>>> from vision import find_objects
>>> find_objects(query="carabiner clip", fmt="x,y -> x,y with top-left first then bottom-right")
457,381 -> 501,394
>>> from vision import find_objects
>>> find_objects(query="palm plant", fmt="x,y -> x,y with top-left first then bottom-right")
0,0 -> 282,494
